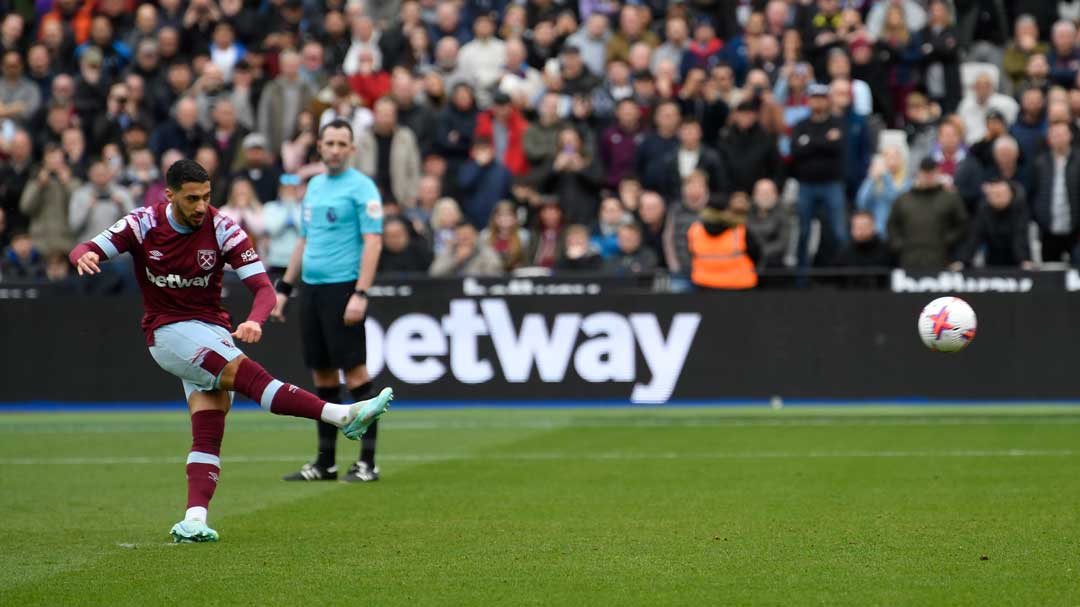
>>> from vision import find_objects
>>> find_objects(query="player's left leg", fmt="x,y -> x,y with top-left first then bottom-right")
170,388 -> 229,544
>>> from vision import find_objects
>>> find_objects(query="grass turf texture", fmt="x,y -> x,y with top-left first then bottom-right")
2,406 -> 1079,606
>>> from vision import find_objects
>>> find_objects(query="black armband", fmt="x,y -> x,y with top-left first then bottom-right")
275,279 -> 294,296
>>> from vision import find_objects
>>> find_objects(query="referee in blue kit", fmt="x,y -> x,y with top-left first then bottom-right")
272,119 -> 385,482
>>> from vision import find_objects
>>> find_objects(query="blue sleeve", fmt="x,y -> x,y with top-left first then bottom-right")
299,192 -> 310,238
356,178 -> 384,235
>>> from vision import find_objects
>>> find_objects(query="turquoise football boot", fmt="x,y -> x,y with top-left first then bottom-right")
343,387 -> 393,440
170,520 -> 220,543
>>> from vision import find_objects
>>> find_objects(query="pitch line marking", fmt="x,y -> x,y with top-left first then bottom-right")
8,416 -> 1080,435
0,449 -> 1075,466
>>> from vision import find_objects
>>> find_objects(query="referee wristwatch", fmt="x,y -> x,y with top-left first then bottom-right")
354,289 -> 368,298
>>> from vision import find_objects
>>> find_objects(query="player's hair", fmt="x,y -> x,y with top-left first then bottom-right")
166,158 -> 210,190
319,118 -> 354,141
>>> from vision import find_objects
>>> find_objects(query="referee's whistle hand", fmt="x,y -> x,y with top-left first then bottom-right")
232,321 -> 263,343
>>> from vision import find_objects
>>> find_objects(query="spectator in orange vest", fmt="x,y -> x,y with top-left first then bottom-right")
687,197 -> 761,289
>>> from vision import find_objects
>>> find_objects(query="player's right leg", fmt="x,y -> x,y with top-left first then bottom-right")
169,388 -> 229,543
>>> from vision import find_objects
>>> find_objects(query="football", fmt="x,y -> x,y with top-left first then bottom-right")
917,297 -> 977,352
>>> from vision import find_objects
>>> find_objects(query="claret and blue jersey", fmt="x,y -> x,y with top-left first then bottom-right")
300,168 -> 383,285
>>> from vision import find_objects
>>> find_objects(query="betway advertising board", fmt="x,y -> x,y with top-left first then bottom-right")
1,292 -> 1074,402
361,298 -> 701,403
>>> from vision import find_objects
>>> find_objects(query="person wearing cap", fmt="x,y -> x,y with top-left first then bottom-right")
790,82 -> 848,269
718,98 -> 784,194
560,45 -> 601,97
458,12 -> 506,92
474,91 -> 529,177
886,156 -> 968,269
233,132 -> 282,203
956,70 -> 1018,146
262,174 -> 304,277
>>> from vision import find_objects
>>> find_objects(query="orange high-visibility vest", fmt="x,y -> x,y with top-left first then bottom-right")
687,222 -> 758,289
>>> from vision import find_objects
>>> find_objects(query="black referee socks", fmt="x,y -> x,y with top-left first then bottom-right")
350,382 -> 377,467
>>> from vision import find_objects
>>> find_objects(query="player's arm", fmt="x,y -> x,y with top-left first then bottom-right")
69,216 -> 137,276
224,235 -> 274,344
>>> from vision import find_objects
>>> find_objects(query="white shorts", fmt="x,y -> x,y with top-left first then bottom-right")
148,320 -> 244,401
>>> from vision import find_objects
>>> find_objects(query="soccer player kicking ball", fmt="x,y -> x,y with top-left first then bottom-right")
68,159 -> 393,543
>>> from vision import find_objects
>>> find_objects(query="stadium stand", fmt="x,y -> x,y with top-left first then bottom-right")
0,0 -> 1075,287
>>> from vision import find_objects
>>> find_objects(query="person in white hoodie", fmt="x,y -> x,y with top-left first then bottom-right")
457,12 -> 506,92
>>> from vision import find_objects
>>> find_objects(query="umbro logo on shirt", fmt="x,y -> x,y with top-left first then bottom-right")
149,250 -> 164,261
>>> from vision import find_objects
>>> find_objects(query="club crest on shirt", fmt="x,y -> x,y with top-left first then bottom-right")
326,207 -> 338,223
197,249 -> 217,270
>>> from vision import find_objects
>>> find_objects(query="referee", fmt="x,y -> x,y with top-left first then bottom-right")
272,119 -> 385,482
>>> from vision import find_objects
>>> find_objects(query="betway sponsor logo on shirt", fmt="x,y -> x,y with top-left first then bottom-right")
363,299 -> 700,403
145,267 -> 213,288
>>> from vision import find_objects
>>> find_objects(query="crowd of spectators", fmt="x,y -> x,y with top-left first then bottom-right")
1,0 -> 1078,289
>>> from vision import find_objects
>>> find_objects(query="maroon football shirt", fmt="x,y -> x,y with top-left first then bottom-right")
71,203 -> 272,345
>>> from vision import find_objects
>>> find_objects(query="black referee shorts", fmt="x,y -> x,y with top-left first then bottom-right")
298,281 -> 367,371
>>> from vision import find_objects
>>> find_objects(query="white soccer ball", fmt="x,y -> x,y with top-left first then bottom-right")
917,296 -> 977,353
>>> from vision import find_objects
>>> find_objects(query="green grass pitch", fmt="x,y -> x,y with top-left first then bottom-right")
2,405 -> 1080,606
